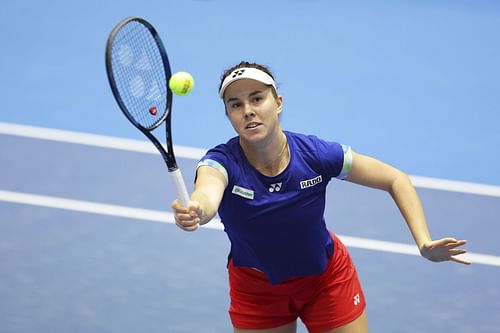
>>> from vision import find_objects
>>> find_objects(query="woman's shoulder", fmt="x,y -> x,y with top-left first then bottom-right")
285,131 -> 333,151
286,131 -> 350,178
202,136 -> 240,166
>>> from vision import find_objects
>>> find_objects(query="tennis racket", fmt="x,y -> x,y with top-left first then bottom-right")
105,16 -> 190,205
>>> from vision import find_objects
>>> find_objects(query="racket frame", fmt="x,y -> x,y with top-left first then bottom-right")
105,16 -> 190,205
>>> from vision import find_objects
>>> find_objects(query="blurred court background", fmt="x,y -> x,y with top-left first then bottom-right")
1,1 -> 499,332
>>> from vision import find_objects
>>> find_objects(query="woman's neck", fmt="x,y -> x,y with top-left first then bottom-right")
240,131 -> 290,177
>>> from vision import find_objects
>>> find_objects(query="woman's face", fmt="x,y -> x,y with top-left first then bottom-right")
223,79 -> 283,145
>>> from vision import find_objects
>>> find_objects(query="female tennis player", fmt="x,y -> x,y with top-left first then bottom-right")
171,61 -> 471,333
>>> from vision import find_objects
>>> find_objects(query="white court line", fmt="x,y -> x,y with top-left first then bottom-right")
0,122 -> 206,159
2,121 -> 500,197
1,189 -> 499,267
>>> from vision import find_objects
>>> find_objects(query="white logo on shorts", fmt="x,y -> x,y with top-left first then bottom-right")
353,293 -> 361,306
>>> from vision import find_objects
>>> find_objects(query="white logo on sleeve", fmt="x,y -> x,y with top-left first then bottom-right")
353,293 -> 361,306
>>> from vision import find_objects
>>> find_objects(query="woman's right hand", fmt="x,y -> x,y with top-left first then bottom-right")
171,199 -> 202,232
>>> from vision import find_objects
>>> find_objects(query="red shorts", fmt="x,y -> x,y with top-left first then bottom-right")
228,232 -> 366,333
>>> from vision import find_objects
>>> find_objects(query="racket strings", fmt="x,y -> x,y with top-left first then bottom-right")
110,21 -> 168,129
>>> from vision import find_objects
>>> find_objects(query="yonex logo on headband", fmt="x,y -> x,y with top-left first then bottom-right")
219,67 -> 277,98
232,69 -> 245,78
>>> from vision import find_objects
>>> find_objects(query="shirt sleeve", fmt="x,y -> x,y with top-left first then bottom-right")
196,145 -> 231,184
197,158 -> 228,183
315,138 -> 353,180
337,144 -> 353,179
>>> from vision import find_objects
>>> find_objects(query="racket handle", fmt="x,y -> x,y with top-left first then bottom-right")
170,168 -> 190,206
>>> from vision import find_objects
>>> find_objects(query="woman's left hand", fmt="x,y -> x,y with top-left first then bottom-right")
420,238 -> 472,265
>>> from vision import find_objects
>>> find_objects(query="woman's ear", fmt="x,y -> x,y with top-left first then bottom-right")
276,95 -> 283,115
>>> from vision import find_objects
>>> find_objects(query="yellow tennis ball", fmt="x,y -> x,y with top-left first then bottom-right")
169,71 -> 194,96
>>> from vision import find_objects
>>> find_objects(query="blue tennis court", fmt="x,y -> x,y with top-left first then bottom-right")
1,1 -> 499,332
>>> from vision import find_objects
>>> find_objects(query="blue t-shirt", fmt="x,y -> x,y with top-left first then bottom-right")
197,131 -> 352,284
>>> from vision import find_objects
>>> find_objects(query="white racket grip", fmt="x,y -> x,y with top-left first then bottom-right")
170,168 -> 190,206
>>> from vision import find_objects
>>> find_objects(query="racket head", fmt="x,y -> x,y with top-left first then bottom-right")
105,17 -> 173,131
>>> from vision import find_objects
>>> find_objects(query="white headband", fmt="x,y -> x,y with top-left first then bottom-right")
219,67 -> 277,98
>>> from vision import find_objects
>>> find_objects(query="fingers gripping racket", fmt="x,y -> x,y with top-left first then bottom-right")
105,17 -> 190,205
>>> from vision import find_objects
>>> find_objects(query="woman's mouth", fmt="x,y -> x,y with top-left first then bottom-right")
245,122 -> 261,129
